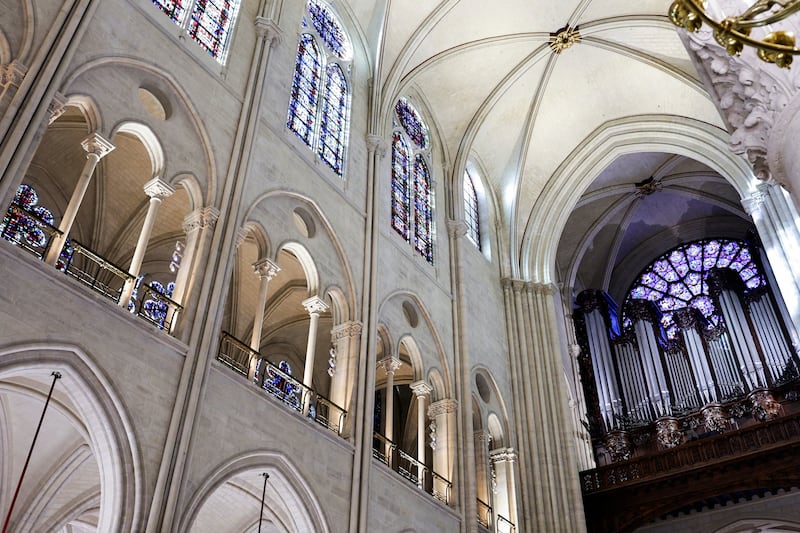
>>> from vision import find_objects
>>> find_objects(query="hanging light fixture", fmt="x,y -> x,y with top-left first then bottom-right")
669,0 -> 800,68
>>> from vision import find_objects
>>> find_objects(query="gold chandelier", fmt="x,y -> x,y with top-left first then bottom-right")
669,0 -> 800,68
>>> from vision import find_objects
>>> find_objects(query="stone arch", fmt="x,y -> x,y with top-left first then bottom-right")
179,450 -> 329,533
278,241 -> 319,296
241,220 -> 271,261
0,343 -> 142,532
714,518 -> 800,533
64,94 -> 102,133
111,121 -> 165,181
522,115 -> 756,283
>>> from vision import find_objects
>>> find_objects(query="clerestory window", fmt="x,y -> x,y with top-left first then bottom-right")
287,0 -> 352,176
391,98 -> 434,264
463,169 -> 481,250
149,0 -> 242,62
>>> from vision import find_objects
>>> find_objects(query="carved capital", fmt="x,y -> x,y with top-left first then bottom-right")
183,206 -> 220,234
143,177 -> 175,199
255,17 -> 282,45
741,190 -> 767,216
428,398 -> 458,417
253,258 -> 280,281
48,92 -> 68,124
530,281 -> 557,296
447,219 -> 468,239
365,134 -> 387,156
81,132 -> 115,159
331,320 -> 363,341
490,447 -> 518,464
378,356 -> 402,375
410,380 -> 433,398
302,295 -> 329,315
235,226 -> 250,249
1,62 -> 26,89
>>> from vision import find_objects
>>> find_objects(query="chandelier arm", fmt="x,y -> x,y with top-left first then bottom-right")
683,0 -> 800,54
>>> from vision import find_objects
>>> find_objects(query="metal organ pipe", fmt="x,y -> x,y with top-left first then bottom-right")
718,290 -> 764,389
683,328 -> 715,403
634,320 -> 670,417
586,310 -> 620,429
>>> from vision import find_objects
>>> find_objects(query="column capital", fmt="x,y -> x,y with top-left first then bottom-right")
410,380 -> 433,397
183,206 -> 220,233
447,219 -> 468,239
235,226 -> 250,249
48,92 -> 68,124
1,61 -> 26,89
81,132 -> 115,159
302,295 -> 329,315
254,17 -> 282,45
742,190 -> 767,216
253,258 -> 280,280
529,281 -> 557,296
501,277 -> 527,293
474,429 -> 493,444
428,398 -> 458,417
365,134 -> 387,156
378,356 -> 402,375
331,320 -> 363,341
490,447 -> 518,463
143,177 -> 175,199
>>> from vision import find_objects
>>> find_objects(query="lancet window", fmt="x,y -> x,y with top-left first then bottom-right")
463,169 -> 481,249
150,0 -> 241,62
573,238 -> 799,463
391,98 -> 434,264
287,0 -> 352,176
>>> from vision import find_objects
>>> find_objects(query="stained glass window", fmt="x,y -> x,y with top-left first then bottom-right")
464,169 -> 481,249
625,239 -> 766,339
317,64 -> 348,174
288,34 -> 322,148
414,156 -> 433,263
0,184 -> 55,249
391,133 -> 411,240
391,98 -> 434,264
148,0 -> 240,62
142,281 -> 176,330
286,1 -> 352,176
395,98 -> 429,149
307,0 -> 352,60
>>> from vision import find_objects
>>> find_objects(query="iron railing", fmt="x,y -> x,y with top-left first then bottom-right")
59,240 -> 133,302
476,498 -> 493,529
0,202 -> 62,260
372,431 -> 453,505
497,514 -> 517,533
132,281 -> 183,331
217,333 -> 347,436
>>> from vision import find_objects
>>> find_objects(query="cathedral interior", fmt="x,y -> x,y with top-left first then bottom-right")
1,0 -> 800,532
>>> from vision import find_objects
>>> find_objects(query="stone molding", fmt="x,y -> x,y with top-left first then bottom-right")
490,447 -> 518,464
143,177 -> 175,199
1,61 -> 26,89
254,17 -> 282,45
183,207 -> 220,233
428,398 -> 458,417
302,295 -> 329,315
234,226 -> 250,249
365,134 -> 387,156
447,219 -> 468,239
331,321 -> 363,341
48,92 -> 68,124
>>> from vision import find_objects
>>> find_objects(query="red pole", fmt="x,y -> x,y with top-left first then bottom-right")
2,371 -> 61,533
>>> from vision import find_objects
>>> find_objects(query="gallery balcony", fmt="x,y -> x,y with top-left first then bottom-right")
216,332 -> 347,437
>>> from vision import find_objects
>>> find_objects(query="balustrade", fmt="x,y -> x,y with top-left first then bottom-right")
496,514 -> 516,533
476,498 -> 493,529
217,333 -> 347,436
371,431 -> 452,505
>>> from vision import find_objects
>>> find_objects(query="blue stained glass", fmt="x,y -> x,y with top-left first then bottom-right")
625,239 -> 767,340
151,0 -> 187,24
413,155 -> 433,263
288,34 -> 322,147
187,0 -> 239,60
142,281 -> 176,329
391,134 -> 411,240
317,64 -> 348,175
464,169 -> 481,249
0,185 -> 54,248
395,98 -> 429,150
307,0 -> 352,60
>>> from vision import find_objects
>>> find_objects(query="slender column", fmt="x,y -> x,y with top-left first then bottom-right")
45,133 -> 114,265
428,399 -> 458,504
118,178 -> 175,306
330,321 -> 363,433
301,296 -> 329,413
171,207 -> 220,339
250,259 -> 281,350
379,356 -> 402,458
410,381 -> 433,487
474,430 -> 492,526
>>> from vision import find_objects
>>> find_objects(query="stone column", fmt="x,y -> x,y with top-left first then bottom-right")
410,380 -> 433,487
45,132 -> 115,266
170,206 -> 219,338
329,321 -> 363,422
379,356 -> 402,458
246,258 -> 280,379
118,178 -> 175,307
301,295 -> 329,414
490,448 -> 519,533
428,399 -> 458,504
